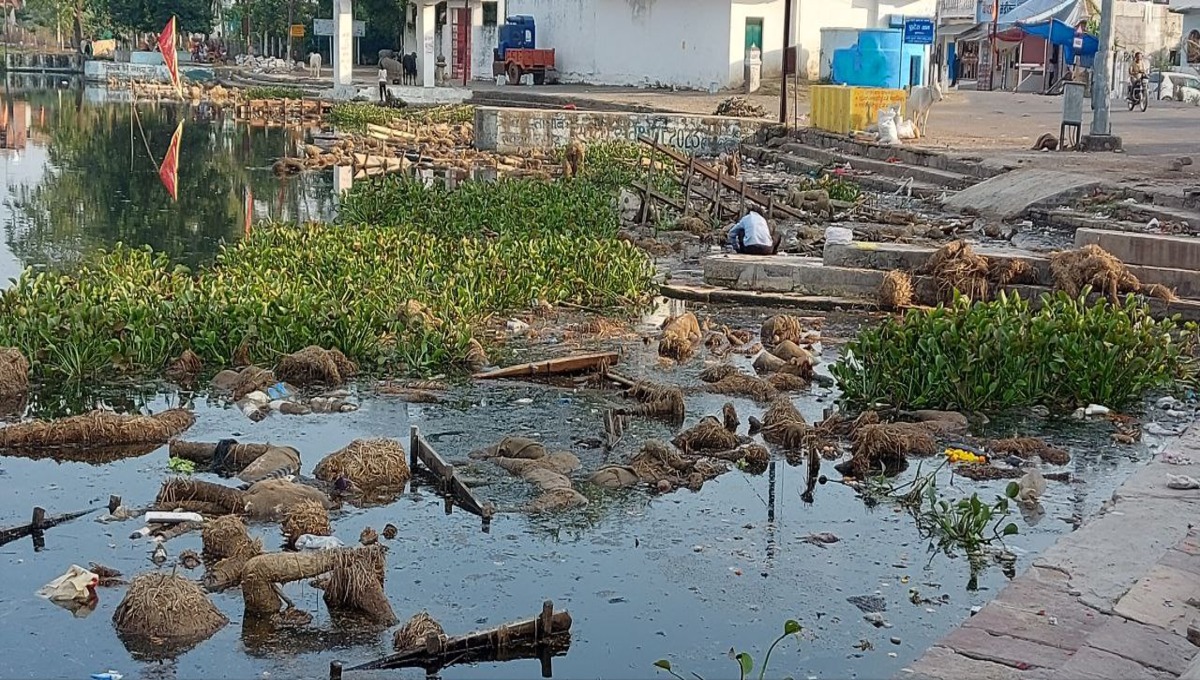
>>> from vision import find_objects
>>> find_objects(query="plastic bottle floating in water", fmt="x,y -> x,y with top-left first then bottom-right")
944,447 -> 987,465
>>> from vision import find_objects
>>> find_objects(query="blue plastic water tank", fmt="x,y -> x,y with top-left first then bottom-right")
831,28 -> 902,89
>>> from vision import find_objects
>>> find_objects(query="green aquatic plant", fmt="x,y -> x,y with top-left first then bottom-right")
168,457 -> 196,475
918,482 -> 1020,557
0,224 -> 653,380
243,86 -> 304,100
654,619 -> 803,680
832,290 -> 1197,411
798,173 -> 860,202
329,102 -> 475,131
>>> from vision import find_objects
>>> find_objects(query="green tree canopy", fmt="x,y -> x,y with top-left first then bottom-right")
106,0 -> 213,34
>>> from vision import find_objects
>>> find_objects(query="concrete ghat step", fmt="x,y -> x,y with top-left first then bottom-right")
700,252 -> 1200,321
1075,227 -> 1200,271
743,145 -> 946,199
776,142 -> 975,190
660,283 -> 876,312
782,128 -> 1004,180
1028,207 -> 1151,234
824,241 -> 1200,300
703,253 -> 886,298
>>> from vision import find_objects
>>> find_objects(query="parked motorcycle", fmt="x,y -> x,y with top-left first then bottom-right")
1128,77 -> 1148,112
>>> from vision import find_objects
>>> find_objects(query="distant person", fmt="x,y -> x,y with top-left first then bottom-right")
378,64 -> 388,102
726,211 -> 780,255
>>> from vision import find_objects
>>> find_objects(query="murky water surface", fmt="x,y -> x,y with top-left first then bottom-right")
0,88 -> 1168,680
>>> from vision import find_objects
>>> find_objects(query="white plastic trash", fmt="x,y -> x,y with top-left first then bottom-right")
825,227 -> 854,246
144,511 -> 204,524
295,534 -> 346,551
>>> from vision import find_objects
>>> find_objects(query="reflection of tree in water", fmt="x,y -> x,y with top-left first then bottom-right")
4,92 -> 336,270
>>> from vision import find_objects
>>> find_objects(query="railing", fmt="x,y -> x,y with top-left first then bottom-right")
939,0 -> 977,20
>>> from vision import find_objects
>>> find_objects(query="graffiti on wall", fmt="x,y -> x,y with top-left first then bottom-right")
477,108 -> 764,155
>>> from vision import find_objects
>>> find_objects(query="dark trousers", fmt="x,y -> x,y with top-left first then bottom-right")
379,82 -> 388,102
736,232 -> 782,255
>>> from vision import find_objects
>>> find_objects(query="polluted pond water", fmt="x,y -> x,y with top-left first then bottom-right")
0,301 -> 1179,680
0,90 -> 1191,678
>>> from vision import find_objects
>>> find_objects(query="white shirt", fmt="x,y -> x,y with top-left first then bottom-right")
727,212 -> 772,248
378,68 -> 388,82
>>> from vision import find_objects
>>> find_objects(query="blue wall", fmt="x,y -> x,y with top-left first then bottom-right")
831,29 -> 926,89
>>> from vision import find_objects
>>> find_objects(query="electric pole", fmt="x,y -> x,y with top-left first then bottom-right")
780,0 -> 792,123
287,0 -> 294,60
1090,0 -> 1116,137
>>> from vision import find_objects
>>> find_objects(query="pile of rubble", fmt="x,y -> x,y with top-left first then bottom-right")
714,96 -> 767,118
235,54 -> 303,73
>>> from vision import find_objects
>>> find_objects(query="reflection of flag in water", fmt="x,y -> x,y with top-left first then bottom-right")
244,185 -> 253,236
159,121 -> 183,201
157,16 -> 181,97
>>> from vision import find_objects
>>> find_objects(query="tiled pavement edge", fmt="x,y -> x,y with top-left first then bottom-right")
899,425 -> 1200,680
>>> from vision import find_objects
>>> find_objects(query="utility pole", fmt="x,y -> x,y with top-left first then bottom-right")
780,0 -> 793,123
287,0 -> 295,60
1089,0 -> 1116,137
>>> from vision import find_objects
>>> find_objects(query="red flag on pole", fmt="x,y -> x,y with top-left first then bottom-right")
157,16 -> 181,97
159,121 -> 183,201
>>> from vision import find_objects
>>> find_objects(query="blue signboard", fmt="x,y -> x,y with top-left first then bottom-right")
904,18 -> 935,45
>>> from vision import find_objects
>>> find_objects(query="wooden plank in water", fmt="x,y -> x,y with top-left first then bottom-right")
346,603 -> 572,671
410,426 -> 494,521
0,506 -> 98,547
472,352 -> 619,380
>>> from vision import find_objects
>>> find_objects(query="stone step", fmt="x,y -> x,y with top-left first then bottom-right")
743,145 -> 947,199
777,141 -> 976,190
772,127 -> 1004,180
660,283 -> 875,312
1119,201 -> 1200,228
1028,207 -> 1151,234
703,253 -> 886,298
824,241 -> 1200,300
1076,227 -> 1200,271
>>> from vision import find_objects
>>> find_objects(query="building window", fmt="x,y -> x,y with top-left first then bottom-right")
483,1 -> 498,26
1189,30 -> 1200,64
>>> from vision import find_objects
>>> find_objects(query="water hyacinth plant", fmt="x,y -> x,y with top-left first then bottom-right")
833,290 -> 1198,411
0,160 -> 657,380
329,102 -> 475,132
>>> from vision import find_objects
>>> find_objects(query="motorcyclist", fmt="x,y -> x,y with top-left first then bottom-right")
1129,52 -> 1148,100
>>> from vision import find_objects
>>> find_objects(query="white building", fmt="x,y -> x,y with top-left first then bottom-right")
500,0 -> 935,88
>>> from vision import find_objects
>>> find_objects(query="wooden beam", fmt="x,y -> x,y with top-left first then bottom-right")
347,605 -> 573,672
637,136 -> 804,219
472,352 -> 619,380
0,506 -> 97,547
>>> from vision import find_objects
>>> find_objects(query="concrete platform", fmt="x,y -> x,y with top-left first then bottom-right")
703,253 -> 885,298
942,169 -> 1102,219
700,251 -> 1200,320
1076,228 -> 1200,271
824,241 -> 1200,300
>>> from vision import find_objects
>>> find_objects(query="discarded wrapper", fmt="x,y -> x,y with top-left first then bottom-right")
37,564 -> 98,602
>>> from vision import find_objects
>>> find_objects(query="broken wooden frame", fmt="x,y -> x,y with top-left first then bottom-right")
0,505 -> 98,550
409,426 -> 495,531
338,600 -> 572,678
634,135 -> 805,225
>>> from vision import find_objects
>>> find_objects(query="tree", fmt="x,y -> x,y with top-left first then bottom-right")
105,0 -> 214,34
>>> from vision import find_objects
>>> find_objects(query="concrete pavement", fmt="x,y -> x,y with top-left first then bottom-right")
900,425 -> 1200,680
